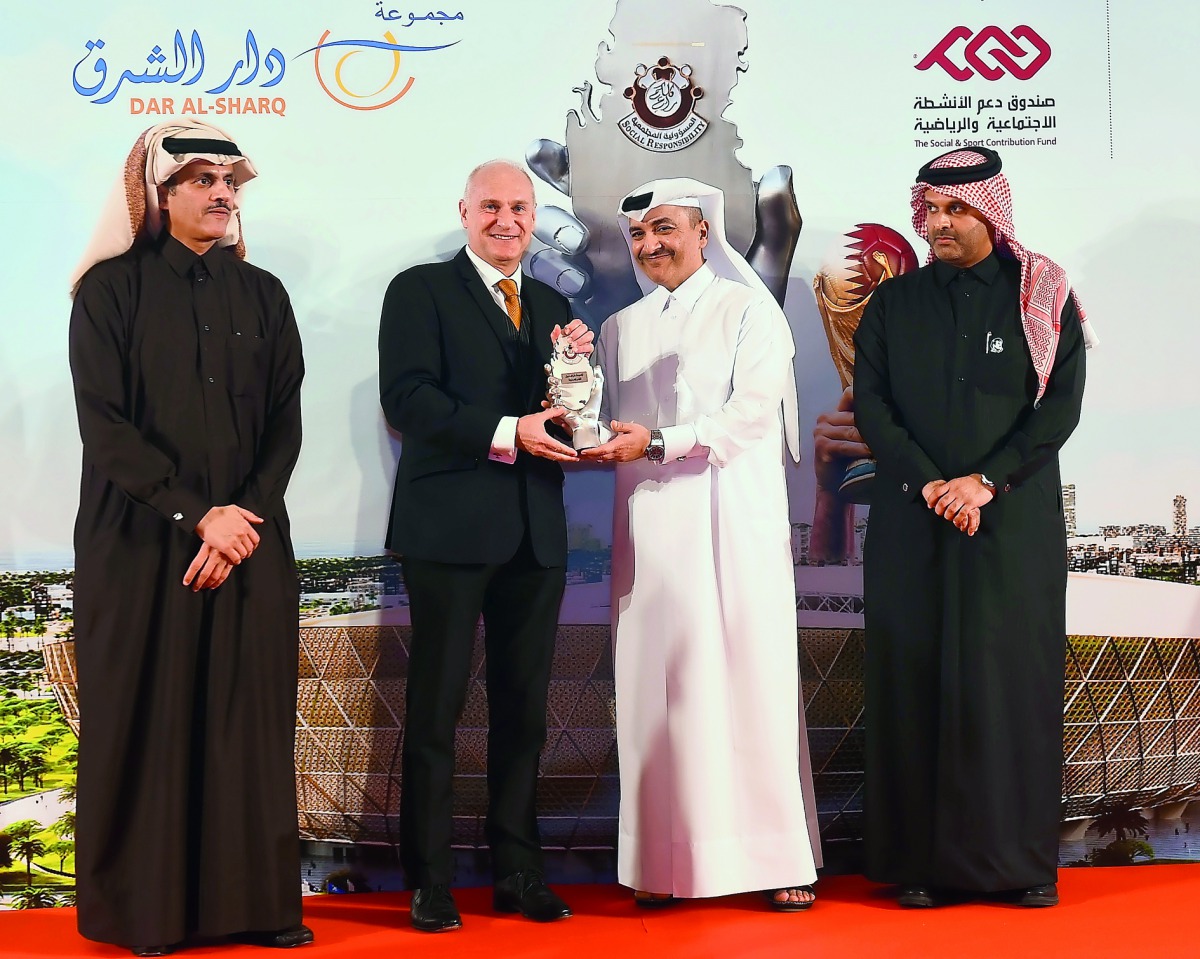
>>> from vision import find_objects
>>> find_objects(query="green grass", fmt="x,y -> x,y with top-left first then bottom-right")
32,851 -> 75,875
0,866 -> 73,889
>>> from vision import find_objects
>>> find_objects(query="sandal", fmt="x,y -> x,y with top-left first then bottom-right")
764,885 -> 816,911
633,891 -> 678,908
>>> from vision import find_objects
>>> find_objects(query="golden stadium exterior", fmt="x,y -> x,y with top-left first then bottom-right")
41,616 -> 1200,851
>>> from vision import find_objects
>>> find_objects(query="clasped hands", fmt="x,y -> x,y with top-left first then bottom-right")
183,504 -> 265,592
921,474 -> 994,537
519,319 -> 595,462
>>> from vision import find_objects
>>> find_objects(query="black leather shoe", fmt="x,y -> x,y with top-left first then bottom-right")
493,871 -> 572,922
230,924 -> 315,948
411,885 -> 462,932
131,949 -> 174,958
897,885 -> 935,908
1018,883 -> 1059,907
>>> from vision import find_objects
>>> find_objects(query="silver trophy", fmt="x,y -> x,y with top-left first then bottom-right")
545,334 -> 611,451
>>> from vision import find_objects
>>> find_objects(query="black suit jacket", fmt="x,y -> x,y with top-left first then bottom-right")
379,247 -> 570,566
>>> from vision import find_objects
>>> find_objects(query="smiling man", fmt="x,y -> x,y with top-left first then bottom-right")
68,121 -> 309,955
853,148 -> 1095,909
582,177 -> 819,912
379,159 -> 590,932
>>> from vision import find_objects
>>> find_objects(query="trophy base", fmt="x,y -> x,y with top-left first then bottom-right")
570,420 -> 613,452
838,458 -> 876,505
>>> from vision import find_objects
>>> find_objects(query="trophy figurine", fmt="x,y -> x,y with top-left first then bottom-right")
546,334 -> 612,451
812,223 -> 918,504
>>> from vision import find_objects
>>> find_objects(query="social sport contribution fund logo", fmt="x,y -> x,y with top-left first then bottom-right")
916,25 -> 1051,81
618,56 -> 708,152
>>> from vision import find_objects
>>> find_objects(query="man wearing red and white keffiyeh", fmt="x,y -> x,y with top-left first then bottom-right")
854,147 -> 1088,913
910,148 -> 1098,404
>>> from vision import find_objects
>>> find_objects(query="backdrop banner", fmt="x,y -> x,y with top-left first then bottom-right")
3,0 -> 1199,906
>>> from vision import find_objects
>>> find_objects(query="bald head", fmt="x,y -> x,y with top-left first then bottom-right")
462,160 -> 535,207
459,159 -> 537,274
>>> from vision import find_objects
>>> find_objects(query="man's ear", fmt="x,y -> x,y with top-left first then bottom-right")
157,183 -> 170,212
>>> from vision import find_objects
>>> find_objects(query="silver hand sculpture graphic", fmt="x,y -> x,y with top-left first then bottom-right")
522,0 -> 802,325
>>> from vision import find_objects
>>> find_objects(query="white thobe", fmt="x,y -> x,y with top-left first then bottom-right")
597,265 -> 819,897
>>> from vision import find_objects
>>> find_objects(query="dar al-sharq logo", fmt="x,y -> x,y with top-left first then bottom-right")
917,25 -> 1051,81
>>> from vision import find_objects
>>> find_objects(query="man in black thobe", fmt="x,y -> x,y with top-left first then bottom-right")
68,121 -> 310,955
854,148 -> 1092,909
379,159 -> 589,932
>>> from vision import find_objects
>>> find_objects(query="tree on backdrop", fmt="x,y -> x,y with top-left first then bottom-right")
9,885 -> 59,909
46,838 -> 75,874
50,810 -> 75,841
10,833 -> 47,884
1092,807 -> 1150,841
0,740 -> 18,793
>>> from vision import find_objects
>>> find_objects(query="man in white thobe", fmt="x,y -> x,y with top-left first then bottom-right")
581,178 -> 819,909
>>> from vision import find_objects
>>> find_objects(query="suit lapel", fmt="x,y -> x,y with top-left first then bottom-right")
455,248 -> 561,407
455,249 -> 518,370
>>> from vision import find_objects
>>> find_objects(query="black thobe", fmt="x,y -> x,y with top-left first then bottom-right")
853,252 -> 1085,891
69,234 -> 304,947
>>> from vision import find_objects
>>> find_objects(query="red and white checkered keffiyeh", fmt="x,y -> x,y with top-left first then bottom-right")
910,149 -> 1097,403
69,120 -> 257,297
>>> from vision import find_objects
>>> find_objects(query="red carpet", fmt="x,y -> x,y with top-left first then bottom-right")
3,866 -> 1195,959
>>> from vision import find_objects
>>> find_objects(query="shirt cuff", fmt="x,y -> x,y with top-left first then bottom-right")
978,448 -> 1022,492
489,416 -> 519,464
660,425 -> 699,462
151,487 -> 213,532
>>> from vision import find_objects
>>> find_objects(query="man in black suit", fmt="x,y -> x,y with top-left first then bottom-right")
379,159 -> 590,932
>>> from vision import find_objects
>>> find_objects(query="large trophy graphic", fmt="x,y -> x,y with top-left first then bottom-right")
812,224 -> 918,503
546,334 -> 611,450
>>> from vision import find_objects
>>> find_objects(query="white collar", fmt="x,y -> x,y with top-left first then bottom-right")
464,244 -> 522,292
658,263 -> 715,312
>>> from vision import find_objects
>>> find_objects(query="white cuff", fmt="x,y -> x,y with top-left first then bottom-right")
488,416 -> 519,464
659,425 -> 700,462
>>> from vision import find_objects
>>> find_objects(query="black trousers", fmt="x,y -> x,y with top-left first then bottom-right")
399,535 -> 565,887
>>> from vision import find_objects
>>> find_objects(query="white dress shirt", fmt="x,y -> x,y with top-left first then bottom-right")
463,244 -> 522,464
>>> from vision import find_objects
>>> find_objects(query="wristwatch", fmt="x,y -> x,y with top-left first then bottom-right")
645,429 -> 665,464
978,473 -> 997,492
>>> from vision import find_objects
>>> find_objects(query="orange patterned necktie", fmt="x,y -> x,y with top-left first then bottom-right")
497,278 -> 522,330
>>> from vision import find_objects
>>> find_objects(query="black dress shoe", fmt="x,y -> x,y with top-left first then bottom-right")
130,948 -> 174,958
493,871 -> 572,922
1018,883 -> 1059,907
897,885 -> 935,908
411,885 -> 462,932
229,924 -> 315,948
